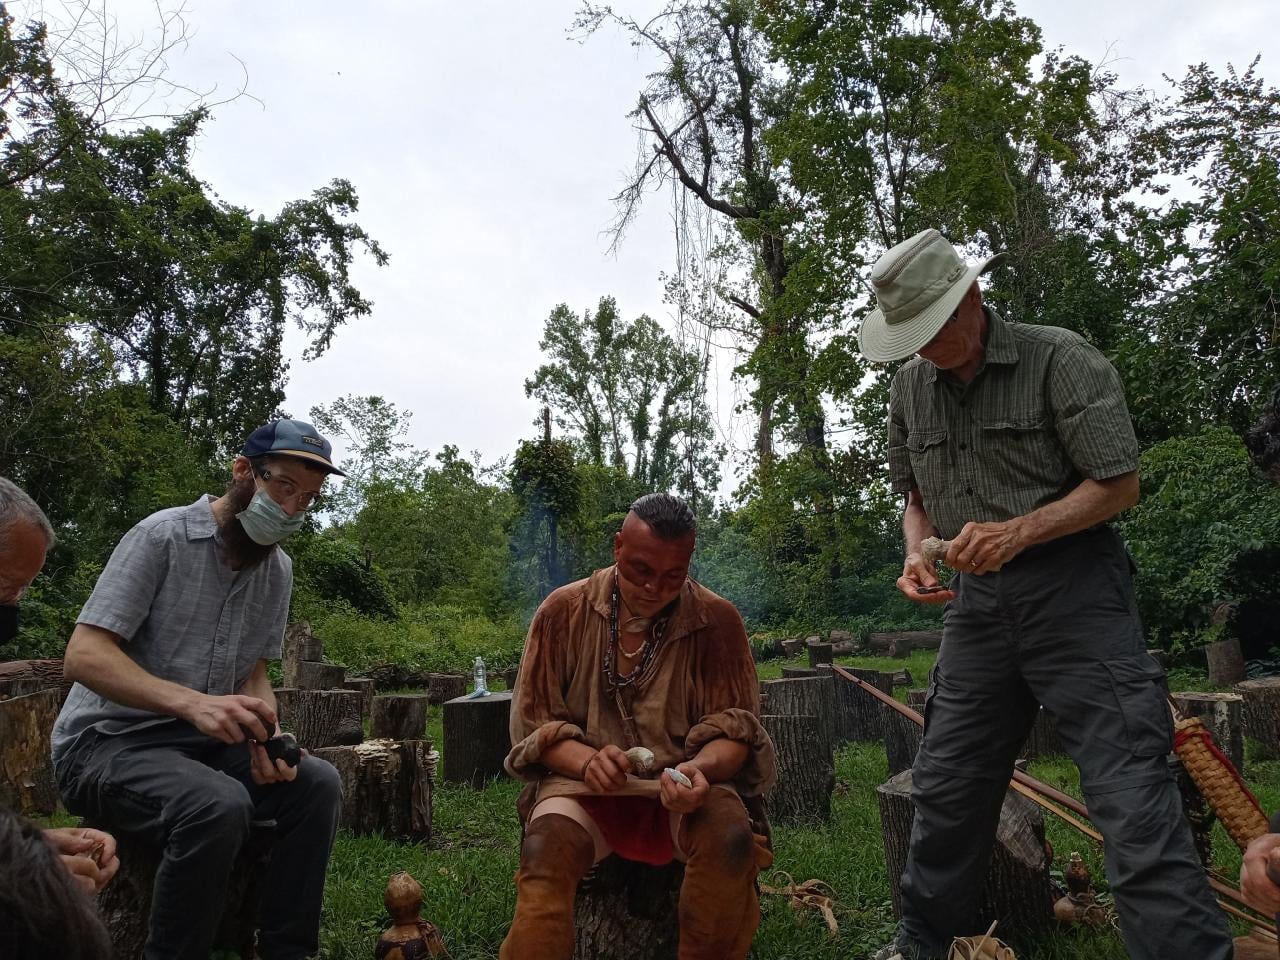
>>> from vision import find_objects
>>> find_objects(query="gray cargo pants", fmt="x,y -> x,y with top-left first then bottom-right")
895,527 -> 1231,960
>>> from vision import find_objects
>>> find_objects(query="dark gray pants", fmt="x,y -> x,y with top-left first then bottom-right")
55,720 -> 342,960
896,527 -> 1231,960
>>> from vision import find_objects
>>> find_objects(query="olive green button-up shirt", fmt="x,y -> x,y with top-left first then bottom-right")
887,309 -> 1139,540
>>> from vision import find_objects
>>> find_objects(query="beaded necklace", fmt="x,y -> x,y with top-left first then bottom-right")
603,573 -> 667,689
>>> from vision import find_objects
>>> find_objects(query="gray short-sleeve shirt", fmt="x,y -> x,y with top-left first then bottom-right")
887,308 -> 1140,540
51,495 -> 292,760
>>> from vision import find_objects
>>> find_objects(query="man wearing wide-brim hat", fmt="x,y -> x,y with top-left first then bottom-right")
859,229 -> 1231,960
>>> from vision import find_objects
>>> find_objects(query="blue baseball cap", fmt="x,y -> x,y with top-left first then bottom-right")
241,419 -> 346,477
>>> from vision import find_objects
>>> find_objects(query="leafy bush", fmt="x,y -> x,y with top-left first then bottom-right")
1118,427 -> 1280,653
288,533 -> 400,621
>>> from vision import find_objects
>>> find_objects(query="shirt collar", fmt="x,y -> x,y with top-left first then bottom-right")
586,565 -> 709,644
921,306 -> 1017,385
185,494 -> 219,541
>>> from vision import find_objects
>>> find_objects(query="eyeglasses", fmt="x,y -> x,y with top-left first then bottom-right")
256,468 -> 326,512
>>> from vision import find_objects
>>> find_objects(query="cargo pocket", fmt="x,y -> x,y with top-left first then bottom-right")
980,416 -> 1062,489
1103,657 -> 1173,758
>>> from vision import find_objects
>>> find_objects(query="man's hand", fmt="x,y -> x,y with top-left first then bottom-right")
896,552 -> 955,605
659,763 -> 709,813
582,744 -> 632,793
1240,833 -> 1280,914
44,826 -> 119,894
186,693 -> 275,744
946,519 -> 1027,575
248,740 -> 299,785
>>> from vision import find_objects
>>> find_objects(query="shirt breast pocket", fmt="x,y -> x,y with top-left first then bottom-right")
906,428 -> 948,490
980,417 -> 1062,488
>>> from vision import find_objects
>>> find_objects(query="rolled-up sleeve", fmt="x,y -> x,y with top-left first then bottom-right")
504,595 -> 587,781
688,602 -> 777,797
1050,342 -> 1140,480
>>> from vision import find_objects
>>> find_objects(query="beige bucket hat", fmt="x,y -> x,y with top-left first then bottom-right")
858,229 -> 1006,363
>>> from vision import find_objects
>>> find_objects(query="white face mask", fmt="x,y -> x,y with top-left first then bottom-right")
236,488 -> 306,545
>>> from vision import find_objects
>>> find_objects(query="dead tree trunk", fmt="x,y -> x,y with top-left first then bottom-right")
371,693 -> 430,740
0,687 -> 60,815
442,691 -> 512,787
877,769 -> 1054,947
310,740 -> 435,842
1206,637 -> 1246,687
1172,691 -> 1246,774
282,620 -> 318,688
760,676 -> 834,758
1234,678 -> 1280,761
344,677 -> 376,720
833,668 -> 893,745
93,819 -> 275,960
868,631 -> 942,653
295,660 -> 347,690
274,688 -> 363,749
573,856 -> 683,960
762,714 -> 833,823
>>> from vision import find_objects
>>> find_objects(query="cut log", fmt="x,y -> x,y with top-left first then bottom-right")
274,688 -> 363,749
1172,691 -> 1246,774
760,676 -> 834,758
573,855 -> 683,960
884,710 -> 924,776
281,620 -> 312,688
343,677 -> 376,719
1233,678 -> 1280,761
889,668 -> 913,687
762,714 -> 833,823
295,659 -> 347,691
92,818 -> 275,960
906,688 -> 928,714
0,687 -> 60,815
832,668 -> 893,744
427,673 -> 467,705
781,665 -> 818,679
371,693 -> 430,740
1206,637 -> 1246,687
442,691 -> 513,787
502,666 -> 519,690
807,641 -> 833,669
868,630 -> 943,653
0,658 -> 70,703
829,629 -> 853,648
877,769 -> 1053,946
780,638 -> 803,658
310,739 -> 435,842
1019,708 -> 1064,760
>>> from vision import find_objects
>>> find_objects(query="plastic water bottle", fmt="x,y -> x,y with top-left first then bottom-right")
470,656 -> 489,698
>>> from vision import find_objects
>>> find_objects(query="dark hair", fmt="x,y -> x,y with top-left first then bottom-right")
1245,383 -> 1280,479
629,493 -> 697,540
0,809 -> 113,958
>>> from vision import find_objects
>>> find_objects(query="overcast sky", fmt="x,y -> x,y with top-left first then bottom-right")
14,0 -> 1275,490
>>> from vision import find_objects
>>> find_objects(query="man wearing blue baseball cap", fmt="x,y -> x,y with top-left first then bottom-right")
51,419 -> 345,960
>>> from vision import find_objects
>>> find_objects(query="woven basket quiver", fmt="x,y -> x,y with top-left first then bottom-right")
1173,714 -> 1269,851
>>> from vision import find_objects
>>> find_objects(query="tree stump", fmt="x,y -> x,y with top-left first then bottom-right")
573,855 -> 683,960
829,629 -> 854,652
371,693 -> 431,740
1019,708 -> 1064,760
868,630 -> 942,653
807,641 -> 833,669
1206,637 -> 1246,687
781,665 -> 818,679
877,769 -> 1053,947
344,677 -> 376,719
762,714 -> 833,823
888,668 -> 913,687
1147,648 -> 1171,671
0,658 -> 70,703
760,676 -> 834,758
884,711 -> 924,776
274,688 -> 363,749
832,668 -> 893,744
1233,678 -> 1280,760
442,691 -> 512,787
427,673 -> 467,705
0,687 -> 60,814
503,666 -> 519,690
906,688 -> 928,713
282,620 -> 316,688
93,819 -> 275,960
310,740 -> 434,842
295,659 -> 347,690
780,638 -> 803,658
1172,691 -> 1246,773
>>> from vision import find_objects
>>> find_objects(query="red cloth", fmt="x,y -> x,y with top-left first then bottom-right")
576,795 -> 674,866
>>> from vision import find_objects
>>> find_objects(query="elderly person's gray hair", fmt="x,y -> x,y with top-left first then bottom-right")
0,478 -> 56,551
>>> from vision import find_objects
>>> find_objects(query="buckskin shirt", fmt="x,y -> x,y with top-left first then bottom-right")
506,566 -> 776,816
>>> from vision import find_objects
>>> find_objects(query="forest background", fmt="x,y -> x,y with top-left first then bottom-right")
3,0 -> 1279,678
